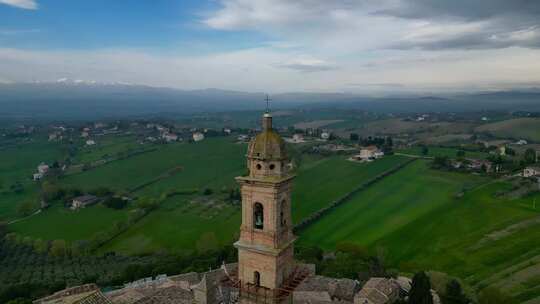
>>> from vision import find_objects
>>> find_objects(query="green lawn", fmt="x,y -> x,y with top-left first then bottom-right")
10,204 -> 128,241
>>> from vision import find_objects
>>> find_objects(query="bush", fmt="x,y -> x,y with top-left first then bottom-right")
103,197 -> 127,210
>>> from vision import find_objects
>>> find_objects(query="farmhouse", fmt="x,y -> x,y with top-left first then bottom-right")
71,195 -> 99,210
354,146 -> 384,162
524,166 -> 540,178
321,131 -> 331,140
162,132 -> 179,142
467,159 -> 493,172
193,132 -> 205,142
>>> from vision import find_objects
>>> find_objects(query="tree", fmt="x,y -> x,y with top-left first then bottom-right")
409,271 -> 433,304
421,146 -> 429,156
49,239 -> 67,257
349,133 -> 359,141
196,232 -> 219,253
478,287 -> 515,304
442,279 -> 468,304
456,150 -> 465,158
524,148 -> 537,164
432,156 -> 450,169
33,239 -> 48,253
16,201 -> 37,217
103,197 -> 127,209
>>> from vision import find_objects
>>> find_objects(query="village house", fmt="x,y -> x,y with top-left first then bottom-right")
32,163 -> 50,181
354,146 -> 384,162
524,166 -> 540,178
48,132 -> 62,141
223,128 -> 232,134
38,163 -> 49,175
237,134 -> 249,142
286,133 -> 305,144
193,132 -> 205,142
81,131 -> 90,138
162,132 -> 179,142
467,158 -> 493,172
71,195 -> 99,210
86,139 -> 96,146
321,131 -> 331,140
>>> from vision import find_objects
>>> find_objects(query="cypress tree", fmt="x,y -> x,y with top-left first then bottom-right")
409,271 -> 433,304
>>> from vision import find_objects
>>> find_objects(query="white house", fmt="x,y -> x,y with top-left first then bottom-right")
515,139 -> 528,145
81,131 -> 89,138
33,173 -> 43,181
193,132 -> 205,142
237,134 -> 249,142
86,139 -> 96,146
37,163 -> 49,174
524,167 -> 540,178
354,146 -> 384,162
321,132 -> 331,140
162,133 -> 178,142
71,195 -> 99,210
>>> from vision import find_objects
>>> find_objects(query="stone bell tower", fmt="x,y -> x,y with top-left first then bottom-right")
235,111 -> 296,295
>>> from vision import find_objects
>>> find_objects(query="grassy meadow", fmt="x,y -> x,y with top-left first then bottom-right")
0,138 -> 65,221
299,159 -> 540,301
292,155 -> 409,222
10,204 -> 128,241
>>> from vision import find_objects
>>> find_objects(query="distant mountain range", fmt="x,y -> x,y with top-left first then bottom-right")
1,82 -> 539,120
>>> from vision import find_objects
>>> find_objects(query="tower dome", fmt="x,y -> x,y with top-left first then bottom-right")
247,113 -> 287,161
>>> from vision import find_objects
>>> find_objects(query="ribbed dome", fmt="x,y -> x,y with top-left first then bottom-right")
247,129 -> 287,160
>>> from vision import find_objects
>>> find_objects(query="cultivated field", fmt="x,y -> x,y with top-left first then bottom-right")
476,118 -> 540,142
299,160 -> 540,302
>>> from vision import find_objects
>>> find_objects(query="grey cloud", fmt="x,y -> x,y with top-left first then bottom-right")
275,63 -> 337,72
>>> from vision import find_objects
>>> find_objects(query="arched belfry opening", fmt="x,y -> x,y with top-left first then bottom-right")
254,271 -> 261,287
254,203 -> 264,230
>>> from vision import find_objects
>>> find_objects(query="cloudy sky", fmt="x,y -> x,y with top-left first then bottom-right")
1,0 -> 540,93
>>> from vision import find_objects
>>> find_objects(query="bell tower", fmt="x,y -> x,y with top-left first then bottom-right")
235,111 -> 296,295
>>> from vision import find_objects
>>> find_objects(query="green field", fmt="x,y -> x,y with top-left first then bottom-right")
397,146 -> 488,159
62,137 -> 246,195
10,204 -> 128,241
299,160 -> 540,301
98,196 -> 240,255
0,138 -> 65,221
476,118 -> 540,142
292,155 -> 409,222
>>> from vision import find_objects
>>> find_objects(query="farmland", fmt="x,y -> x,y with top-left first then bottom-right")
0,138 -> 65,221
298,160 -> 540,302
396,146 -> 489,159
476,118 -> 540,142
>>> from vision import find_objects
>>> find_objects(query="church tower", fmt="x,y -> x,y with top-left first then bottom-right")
235,112 -> 296,298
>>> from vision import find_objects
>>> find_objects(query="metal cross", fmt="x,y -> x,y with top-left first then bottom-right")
264,94 -> 272,113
